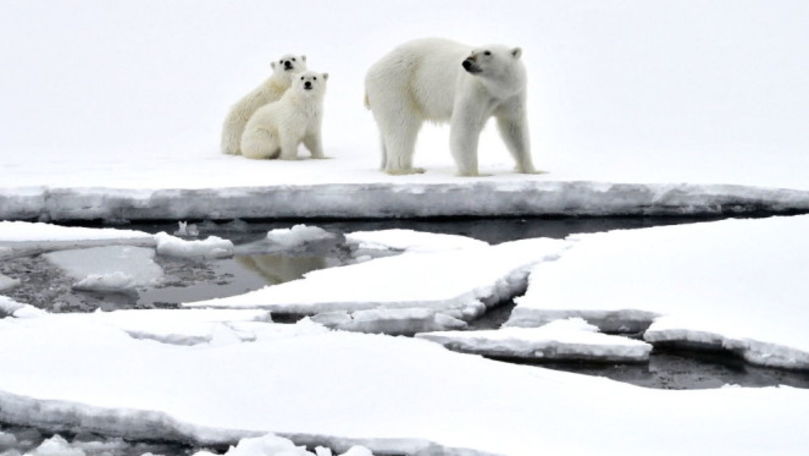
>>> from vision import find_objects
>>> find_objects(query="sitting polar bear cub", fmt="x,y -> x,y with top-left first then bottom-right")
241,71 -> 328,160
365,38 -> 536,176
221,54 -> 307,155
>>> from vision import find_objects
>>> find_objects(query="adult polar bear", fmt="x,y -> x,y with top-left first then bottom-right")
365,38 -> 536,176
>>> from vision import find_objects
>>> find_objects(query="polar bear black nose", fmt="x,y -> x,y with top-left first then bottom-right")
284,60 -> 293,69
462,59 -> 473,70
304,81 -> 312,90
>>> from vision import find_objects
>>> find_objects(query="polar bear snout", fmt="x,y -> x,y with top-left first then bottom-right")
304,81 -> 312,90
462,58 -> 482,74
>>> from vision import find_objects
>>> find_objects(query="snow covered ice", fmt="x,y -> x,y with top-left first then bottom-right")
507,215 -> 809,370
184,238 -> 570,320
0,314 -> 808,456
154,231 -> 234,259
417,318 -> 652,362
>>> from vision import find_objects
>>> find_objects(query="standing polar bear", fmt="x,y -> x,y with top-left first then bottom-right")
221,54 -> 307,155
241,71 -> 328,160
365,38 -> 536,176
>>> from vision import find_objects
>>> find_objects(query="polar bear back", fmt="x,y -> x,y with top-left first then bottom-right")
366,38 -> 471,123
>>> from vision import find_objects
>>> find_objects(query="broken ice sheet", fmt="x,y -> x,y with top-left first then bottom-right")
43,245 -> 163,290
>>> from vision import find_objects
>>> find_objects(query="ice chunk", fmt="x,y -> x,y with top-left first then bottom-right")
0,272 -> 20,292
43,245 -> 163,288
154,232 -> 233,259
0,296 -> 45,319
27,435 -> 84,456
0,221 -> 154,253
72,272 -> 136,292
185,238 -> 570,320
266,225 -> 336,248
310,308 -> 467,336
417,318 -> 652,362
507,215 -> 809,369
346,229 -> 487,253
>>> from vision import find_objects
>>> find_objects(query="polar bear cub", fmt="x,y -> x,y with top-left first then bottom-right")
241,71 -> 328,160
221,54 -> 307,155
365,38 -> 536,176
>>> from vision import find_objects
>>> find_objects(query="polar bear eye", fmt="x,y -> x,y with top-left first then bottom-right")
291,58 -> 296,61
301,76 -> 304,80
313,76 -> 317,80
484,50 -> 491,56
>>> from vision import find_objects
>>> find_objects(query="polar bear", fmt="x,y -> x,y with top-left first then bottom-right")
221,54 -> 307,155
365,38 -> 536,176
240,71 -> 328,160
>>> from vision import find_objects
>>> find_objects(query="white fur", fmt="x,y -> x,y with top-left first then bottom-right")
221,54 -> 307,155
365,38 -> 535,176
241,71 -> 328,160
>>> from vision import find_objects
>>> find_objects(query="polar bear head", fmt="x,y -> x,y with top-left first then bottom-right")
461,45 -> 524,81
271,54 -> 307,76
292,71 -> 329,97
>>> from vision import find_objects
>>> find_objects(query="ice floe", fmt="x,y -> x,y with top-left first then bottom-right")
507,215 -> 809,369
417,318 -> 652,362
0,315 -> 807,455
310,308 -> 468,336
155,232 -> 234,259
43,246 -> 163,289
345,229 -> 488,253
0,272 -> 20,292
266,225 -> 337,248
0,221 -> 154,255
185,238 -> 570,320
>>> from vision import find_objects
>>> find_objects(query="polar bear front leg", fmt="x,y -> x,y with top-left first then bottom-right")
450,100 -> 487,177
496,112 -> 536,174
303,131 -> 325,159
278,130 -> 300,160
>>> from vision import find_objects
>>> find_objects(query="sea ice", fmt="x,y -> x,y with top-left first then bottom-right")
154,232 -> 234,259
0,272 -> 20,292
310,308 -> 468,336
0,221 -> 154,255
43,245 -> 163,289
345,229 -> 487,253
191,433 -> 373,456
184,238 -> 570,320
0,316 -> 807,456
507,215 -> 809,369
417,318 -> 652,362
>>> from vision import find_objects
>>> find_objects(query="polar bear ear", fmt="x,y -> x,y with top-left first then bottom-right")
511,47 -> 522,59
271,61 -> 277,70
322,72 -> 329,80
301,55 -> 307,62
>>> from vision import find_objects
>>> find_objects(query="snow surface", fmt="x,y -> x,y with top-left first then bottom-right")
43,246 -> 163,289
417,318 -> 652,362
155,232 -> 234,259
16,308 -> 275,346
507,215 -> 809,369
184,238 -> 570,320
0,316 -> 807,456
1,2 -> 808,220
0,221 -> 154,253
310,308 -> 468,336
345,229 -> 488,253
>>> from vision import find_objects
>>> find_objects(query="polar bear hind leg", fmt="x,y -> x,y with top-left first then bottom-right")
241,128 -> 280,160
373,103 -> 425,175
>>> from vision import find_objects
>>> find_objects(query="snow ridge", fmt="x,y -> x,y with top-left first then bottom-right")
2,182 -> 809,221
0,390 -> 498,456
